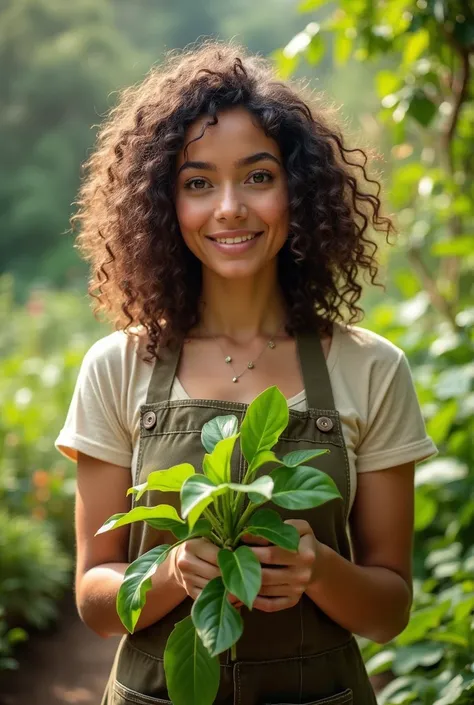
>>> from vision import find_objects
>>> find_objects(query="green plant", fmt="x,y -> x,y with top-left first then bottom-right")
0,508 -> 71,669
98,385 -> 341,705
0,509 -> 72,629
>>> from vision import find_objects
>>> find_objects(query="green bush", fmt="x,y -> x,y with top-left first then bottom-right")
360,310 -> 474,702
0,509 -> 72,668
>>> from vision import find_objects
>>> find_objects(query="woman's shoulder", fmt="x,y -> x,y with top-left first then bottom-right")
334,322 -> 404,370
81,326 -> 150,375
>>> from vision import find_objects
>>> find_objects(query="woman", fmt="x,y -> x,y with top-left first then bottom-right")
55,41 -> 437,705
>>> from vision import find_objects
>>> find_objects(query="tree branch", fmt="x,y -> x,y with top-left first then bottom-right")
442,48 -> 471,173
437,21 -> 472,300
407,249 -> 459,330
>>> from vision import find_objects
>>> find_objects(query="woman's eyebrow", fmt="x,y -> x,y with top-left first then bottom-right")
177,151 -> 281,175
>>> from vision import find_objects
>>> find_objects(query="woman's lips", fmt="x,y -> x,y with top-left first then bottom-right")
206,231 -> 264,254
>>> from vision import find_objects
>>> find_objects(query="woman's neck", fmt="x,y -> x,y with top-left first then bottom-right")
197,267 -> 286,343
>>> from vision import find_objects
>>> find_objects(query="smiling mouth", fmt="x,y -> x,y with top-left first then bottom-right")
206,232 -> 263,244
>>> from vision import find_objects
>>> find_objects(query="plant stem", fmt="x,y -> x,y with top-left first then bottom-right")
231,530 -> 245,548
232,462 -> 255,518
231,643 -> 237,661
223,492 -> 233,537
203,508 -> 225,538
235,501 -> 259,535
210,531 -> 224,547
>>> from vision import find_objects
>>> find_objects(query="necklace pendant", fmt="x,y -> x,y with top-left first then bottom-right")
225,356 -> 232,364
232,376 -> 238,383
247,361 -> 254,369
268,340 -> 276,349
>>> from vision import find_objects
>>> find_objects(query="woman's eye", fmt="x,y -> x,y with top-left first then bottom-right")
248,171 -> 273,185
185,178 -> 210,190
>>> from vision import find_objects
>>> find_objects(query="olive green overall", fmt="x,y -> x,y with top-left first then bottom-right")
102,332 -> 377,705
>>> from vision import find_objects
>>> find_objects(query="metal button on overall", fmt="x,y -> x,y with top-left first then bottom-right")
143,411 -> 157,429
316,415 -> 334,432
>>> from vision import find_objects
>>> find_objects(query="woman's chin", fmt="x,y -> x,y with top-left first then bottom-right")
204,259 -> 268,280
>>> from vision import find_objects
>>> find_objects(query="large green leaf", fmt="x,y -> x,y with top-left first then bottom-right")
393,643 -> 444,675
365,649 -> 395,676
376,70 -> 402,98
431,235 -> 474,257
164,616 -> 220,705
96,505 -> 183,535
248,450 -> 283,472
218,546 -> 262,610
191,577 -> 243,657
407,91 -> 437,127
117,545 -> 171,633
395,602 -> 451,646
403,29 -> 429,66
414,490 -> 437,531
244,508 -> 300,551
127,463 -> 195,501
240,386 -> 288,468
282,449 -> 329,467
228,476 -> 274,504
201,415 -> 239,453
181,475 -> 227,529
203,434 -> 239,485
270,465 -> 341,510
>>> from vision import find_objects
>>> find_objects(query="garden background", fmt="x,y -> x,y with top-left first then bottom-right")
0,1 -> 472,703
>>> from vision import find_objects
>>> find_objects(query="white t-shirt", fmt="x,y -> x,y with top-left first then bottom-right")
54,323 -> 437,514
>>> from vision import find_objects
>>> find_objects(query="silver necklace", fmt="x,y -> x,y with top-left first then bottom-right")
202,326 -> 278,383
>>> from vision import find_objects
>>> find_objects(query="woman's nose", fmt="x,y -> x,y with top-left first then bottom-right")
214,185 -> 248,222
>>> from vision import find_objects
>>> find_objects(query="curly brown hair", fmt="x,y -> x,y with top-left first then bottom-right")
72,39 -> 395,363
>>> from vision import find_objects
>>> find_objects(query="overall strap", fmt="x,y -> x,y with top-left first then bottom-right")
296,330 -> 335,410
145,340 -> 182,404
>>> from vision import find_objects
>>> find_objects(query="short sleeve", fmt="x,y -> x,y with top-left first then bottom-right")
55,339 -> 133,467
356,352 -> 437,473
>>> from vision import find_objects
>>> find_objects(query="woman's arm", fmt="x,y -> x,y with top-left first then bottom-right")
249,462 -> 414,645
305,461 -> 414,643
75,451 -> 188,637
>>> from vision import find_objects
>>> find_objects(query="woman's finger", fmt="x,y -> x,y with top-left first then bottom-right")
257,585 -> 303,597
188,576 -> 209,590
178,552 -> 220,581
191,539 -> 220,565
241,534 -> 270,546
227,593 -> 244,608
284,519 -> 312,536
250,545 -> 299,566
261,567 -> 290,585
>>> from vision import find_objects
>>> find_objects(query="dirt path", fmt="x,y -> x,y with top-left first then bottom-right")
0,592 -> 119,705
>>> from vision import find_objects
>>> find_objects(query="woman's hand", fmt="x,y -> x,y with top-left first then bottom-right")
171,538 -> 242,606
244,519 -> 321,613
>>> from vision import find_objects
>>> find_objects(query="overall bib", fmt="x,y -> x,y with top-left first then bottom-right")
102,332 -> 377,705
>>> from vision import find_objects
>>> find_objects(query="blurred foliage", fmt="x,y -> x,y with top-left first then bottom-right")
0,0 -> 138,298
0,0 -> 303,302
0,510 -> 71,628
0,274 -> 107,668
281,0 -> 474,702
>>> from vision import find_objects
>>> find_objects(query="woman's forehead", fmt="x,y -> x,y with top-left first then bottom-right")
177,108 -> 281,167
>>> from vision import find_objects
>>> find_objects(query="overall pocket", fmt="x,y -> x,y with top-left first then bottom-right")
265,688 -> 353,705
112,680 -> 171,705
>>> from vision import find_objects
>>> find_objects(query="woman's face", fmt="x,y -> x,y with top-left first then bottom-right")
175,107 -> 289,280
